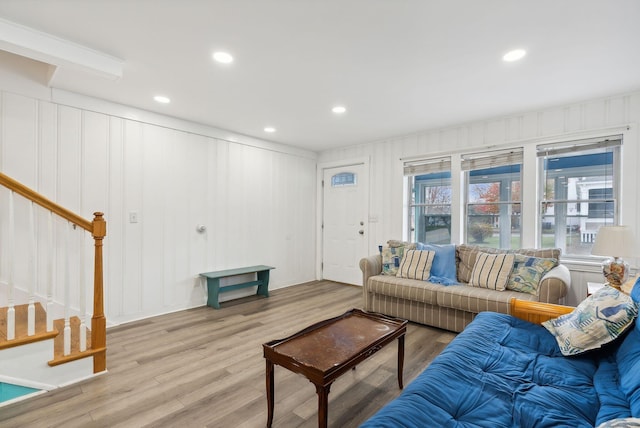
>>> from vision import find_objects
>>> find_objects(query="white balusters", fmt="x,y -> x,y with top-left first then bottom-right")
63,318 -> 71,356
63,221 -> 71,356
0,173 -> 105,374
6,191 -> 15,340
27,201 -> 36,336
79,233 -> 87,352
46,211 -> 54,332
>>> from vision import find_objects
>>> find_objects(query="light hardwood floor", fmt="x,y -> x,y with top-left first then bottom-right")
0,281 -> 456,428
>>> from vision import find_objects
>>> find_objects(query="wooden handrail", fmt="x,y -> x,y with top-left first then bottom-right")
0,172 -> 92,232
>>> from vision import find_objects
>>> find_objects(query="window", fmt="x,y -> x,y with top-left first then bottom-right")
538,136 -> 621,256
462,149 -> 523,249
331,172 -> 356,187
404,157 -> 452,244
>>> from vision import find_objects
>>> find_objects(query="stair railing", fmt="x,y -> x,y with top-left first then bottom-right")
0,172 -> 107,373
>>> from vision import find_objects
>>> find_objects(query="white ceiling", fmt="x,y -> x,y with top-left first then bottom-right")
0,0 -> 639,152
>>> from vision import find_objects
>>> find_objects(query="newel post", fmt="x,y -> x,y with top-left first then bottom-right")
91,212 -> 107,373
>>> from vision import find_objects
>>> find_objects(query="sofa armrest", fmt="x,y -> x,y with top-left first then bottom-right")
537,264 -> 571,304
360,254 -> 383,286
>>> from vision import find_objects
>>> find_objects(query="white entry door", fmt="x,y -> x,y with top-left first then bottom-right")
322,163 -> 368,285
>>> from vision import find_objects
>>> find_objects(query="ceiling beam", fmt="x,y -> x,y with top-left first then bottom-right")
0,17 -> 123,83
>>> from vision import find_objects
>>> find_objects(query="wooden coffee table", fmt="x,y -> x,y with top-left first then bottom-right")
262,308 -> 407,428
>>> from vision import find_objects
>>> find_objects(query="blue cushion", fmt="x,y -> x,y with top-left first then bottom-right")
595,356 -> 632,425
362,312 -> 599,427
631,275 -> 640,304
612,277 -> 640,418
416,243 -> 458,285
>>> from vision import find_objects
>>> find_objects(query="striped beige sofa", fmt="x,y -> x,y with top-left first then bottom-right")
360,244 -> 571,332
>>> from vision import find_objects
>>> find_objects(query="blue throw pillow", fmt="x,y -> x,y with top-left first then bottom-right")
631,275 -> 640,305
416,243 -> 458,285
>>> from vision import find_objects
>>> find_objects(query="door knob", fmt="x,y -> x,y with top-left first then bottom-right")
358,230 -> 364,235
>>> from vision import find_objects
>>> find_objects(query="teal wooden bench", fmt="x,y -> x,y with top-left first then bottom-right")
199,265 -> 275,309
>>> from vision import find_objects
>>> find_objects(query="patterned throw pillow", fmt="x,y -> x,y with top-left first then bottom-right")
542,286 -> 638,356
597,418 -> 640,428
506,255 -> 558,295
396,250 -> 436,280
468,252 -> 515,291
381,241 -> 417,276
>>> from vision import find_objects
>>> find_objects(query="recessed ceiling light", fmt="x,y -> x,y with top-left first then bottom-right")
503,49 -> 526,62
154,95 -> 170,104
213,51 -> 234,64
264,127 -> 276,133
332,106 -> 347,114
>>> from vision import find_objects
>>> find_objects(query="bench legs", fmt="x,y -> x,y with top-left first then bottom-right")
206,277 -> 221,309
257,269 -> 270,298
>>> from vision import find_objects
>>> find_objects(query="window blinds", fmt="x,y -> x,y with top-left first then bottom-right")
403,156 -> 451,176
536,136 -> 622,157
461,148 -> 523,171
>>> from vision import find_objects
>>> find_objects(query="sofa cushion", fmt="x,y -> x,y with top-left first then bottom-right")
456,244 -> 502,283
396,250 -> 435,280
469,253 -> 515,291
437,285 -> 537,314
542,285 -> 637,356
381,241 -> 416,276
611,277 -> 640,419
595,356 -> 632,425
456,244 -> 562,284
366,275 -> 440,305
515,247 -> 562,259
361,312 -> 599,428
416,243 -> 458,285
507,255 -> 558,295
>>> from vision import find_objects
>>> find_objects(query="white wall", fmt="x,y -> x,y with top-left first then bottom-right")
318,90 -> 640,306
0,62 -> 317,325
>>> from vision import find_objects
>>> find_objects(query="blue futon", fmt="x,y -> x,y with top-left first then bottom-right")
362,293 -> 640,427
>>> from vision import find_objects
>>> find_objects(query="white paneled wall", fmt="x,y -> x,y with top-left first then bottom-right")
319,91 -> 640,306
0,90 -> 317,325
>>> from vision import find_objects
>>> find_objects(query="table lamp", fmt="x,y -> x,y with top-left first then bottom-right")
591,225 -> 635,288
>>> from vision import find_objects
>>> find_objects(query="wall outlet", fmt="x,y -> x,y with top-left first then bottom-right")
129,211 -> 139,223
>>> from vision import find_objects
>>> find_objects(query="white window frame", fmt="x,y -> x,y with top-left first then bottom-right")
401,127 -> 633,262
537,136 -> 622,259
462,148 -> 524,249
404,156 -> 452,244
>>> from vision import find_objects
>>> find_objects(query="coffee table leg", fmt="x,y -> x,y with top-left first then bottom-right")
315,383 -> 331,428
397,334 -> 405,389
266,360 -> 274,427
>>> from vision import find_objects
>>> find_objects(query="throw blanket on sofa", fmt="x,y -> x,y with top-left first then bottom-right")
361,312 -> 601,427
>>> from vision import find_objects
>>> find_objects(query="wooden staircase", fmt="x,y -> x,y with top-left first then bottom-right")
0,303 -> 99,366
0,171 -> 107,389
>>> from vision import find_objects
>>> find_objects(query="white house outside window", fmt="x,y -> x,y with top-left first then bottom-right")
404,156 -> 452,244
462,149 -> 523,249
537,136 -> 621,257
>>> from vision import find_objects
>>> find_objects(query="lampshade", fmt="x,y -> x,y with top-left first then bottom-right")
592,225 -> 636,287
591,225 -> 635,258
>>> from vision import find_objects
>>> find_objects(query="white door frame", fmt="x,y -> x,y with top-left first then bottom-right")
316,156 -> 370,281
